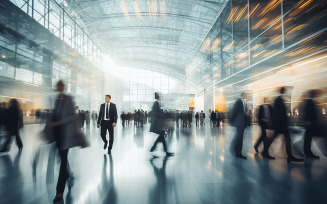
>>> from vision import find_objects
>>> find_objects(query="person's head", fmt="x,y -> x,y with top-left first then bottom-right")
105,94 -> 111,103
75,106 -> 79,110
279,87 -> 286,95
201,110 -> 203,112
9,99 -> 18,108
56,80 -> 65,93
155,92 -> 160,101
308,89 -> 319,98
241,92 -> 248,100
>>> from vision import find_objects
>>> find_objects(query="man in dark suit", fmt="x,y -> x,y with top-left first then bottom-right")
264,87 -> 303,163
254,97 -> 274,159
150,93 -> 173,156
230,92 -> 248,159
302,89 -> 322,159
97,94 -> 118,154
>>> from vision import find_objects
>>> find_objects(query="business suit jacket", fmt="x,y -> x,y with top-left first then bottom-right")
230,98 -> 246,128
150,101 -> 164,134
273,96 -> 288,131
53,95 -> 81,150
258,104 -> 274,129
303,99 -> 318,127
97,102 -> 118,125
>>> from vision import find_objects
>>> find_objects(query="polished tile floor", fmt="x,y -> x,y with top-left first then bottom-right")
0,121 -> 327,204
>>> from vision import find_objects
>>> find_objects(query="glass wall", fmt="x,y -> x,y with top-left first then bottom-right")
190,0 -> 327,95
192,0 -> 327,112
9,0 -> 103,68
115,67 -> 189,112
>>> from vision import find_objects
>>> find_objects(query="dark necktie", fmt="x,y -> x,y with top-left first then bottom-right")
106,104 -> 109,120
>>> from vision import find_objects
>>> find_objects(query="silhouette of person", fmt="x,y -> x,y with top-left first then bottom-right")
149,93 -> 173,156
97,94 -> 118,155
263,87 -> 304,163
229,92 -> 248,159
0,99 -> 23,152
302,89 -> 324,159
51,80 -> 80,202
254,97 -> 274,159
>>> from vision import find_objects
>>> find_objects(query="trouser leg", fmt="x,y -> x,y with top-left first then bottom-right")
56,149 -> 69,194
254,126 -> 266,149
304,129 -> 313,155
100,123 -> 108,143
233,127 -> 245,155
15,132 -> 23,148
108,126 -> 114,150
283,129 -> 293,157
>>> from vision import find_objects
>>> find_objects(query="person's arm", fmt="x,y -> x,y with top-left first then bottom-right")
112,104 -> 118,127
97,104 -> 102,127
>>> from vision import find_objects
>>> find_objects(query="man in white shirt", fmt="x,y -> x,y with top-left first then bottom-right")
97,95 -> 118,154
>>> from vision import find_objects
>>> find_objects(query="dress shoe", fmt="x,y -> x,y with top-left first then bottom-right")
287,156 -> 304,163
236,154 -> 247,159
254,146 -> 259,153
305,154 -> 320,159
104,141 -> 108,150
166,152 -> 174,157
53,195 -> 63,203
261,152 -> 275,160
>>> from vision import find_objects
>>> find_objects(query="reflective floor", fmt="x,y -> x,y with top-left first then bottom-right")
1,122 -> 327,204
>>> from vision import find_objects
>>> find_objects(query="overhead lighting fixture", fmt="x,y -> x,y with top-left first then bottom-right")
1,54 -> 6,59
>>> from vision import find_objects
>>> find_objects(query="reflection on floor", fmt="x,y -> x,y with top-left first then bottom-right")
0,122 -> 327,204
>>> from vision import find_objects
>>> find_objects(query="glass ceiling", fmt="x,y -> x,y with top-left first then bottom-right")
65,0 -> 228,82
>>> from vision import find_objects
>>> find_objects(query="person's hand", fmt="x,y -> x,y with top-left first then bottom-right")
97,124 -> 100,128
112,123 -> 116,127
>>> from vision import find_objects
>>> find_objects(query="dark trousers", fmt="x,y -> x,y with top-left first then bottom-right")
56,149 -> 69,194
254,125 -> 267,150
101,120 -> 114,150
2,131 -> 23,151
304,128 -> 314,155
152,131 -> 167,152
232,127 -> 245,155
264,128 -> 293,157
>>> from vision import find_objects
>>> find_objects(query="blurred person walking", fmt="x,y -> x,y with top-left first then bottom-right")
215,111 -> 220,127
229,92 -> 248,159
97,94 -> 118,155
254,97 -> 274,159
0,102 -> 7,134
211,111 -> 216,126
263,87 -> 303,163
200,111 -> 205,126
0,99 -> 23,152
51,80 -> 87,202
302,89 -> 324,159
150,93 -> 173,156
195,112 -> 199,126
